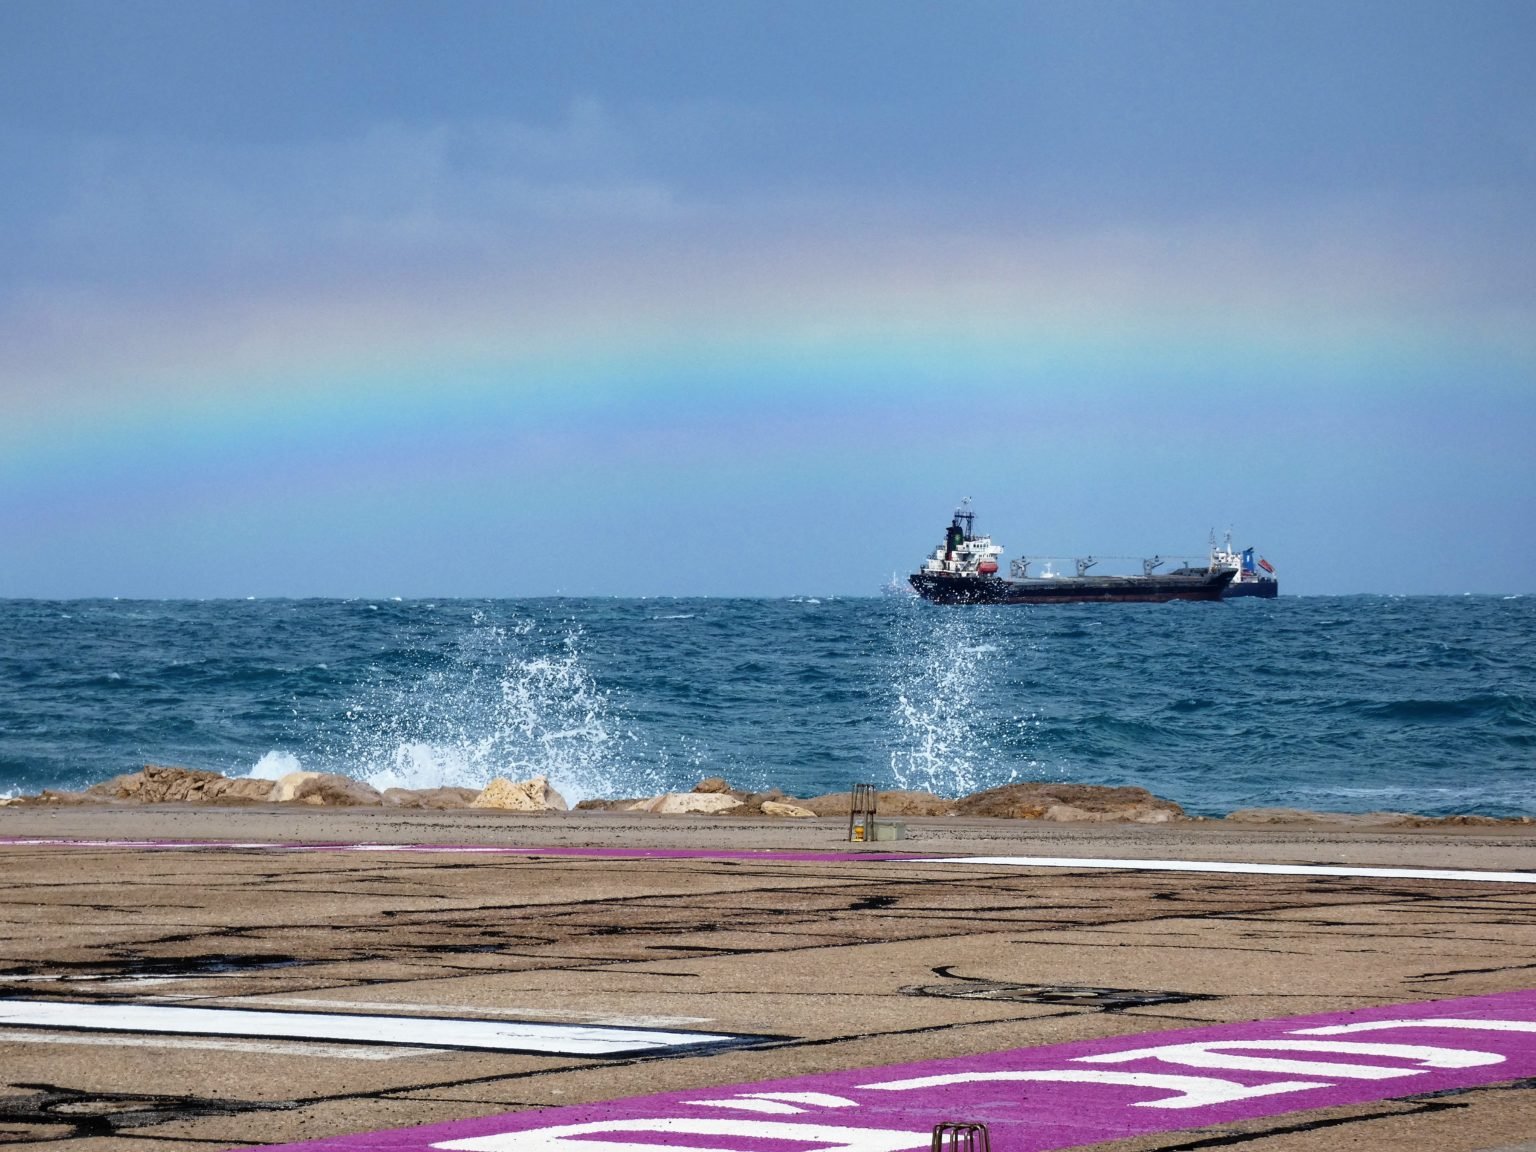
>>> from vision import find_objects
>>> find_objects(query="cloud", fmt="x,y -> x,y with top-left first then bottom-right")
23,99 -> 698,289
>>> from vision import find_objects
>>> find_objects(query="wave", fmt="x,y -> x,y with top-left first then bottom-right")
2,596 -> 1533,817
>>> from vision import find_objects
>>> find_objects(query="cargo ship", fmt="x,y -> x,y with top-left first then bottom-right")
1169,529 -> 1279,599
908,502 -> 1234,605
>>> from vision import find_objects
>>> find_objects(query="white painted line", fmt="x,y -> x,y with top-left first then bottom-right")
0,1000 -> 747,1055
913,856 -> 1536,884
0,1027 -> 435,1060
243,997 -> 713,1028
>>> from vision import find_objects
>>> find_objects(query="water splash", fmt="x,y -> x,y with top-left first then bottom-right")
250,750 -> 303,780
296,613 -> 658,804
886,602 -> 1024,796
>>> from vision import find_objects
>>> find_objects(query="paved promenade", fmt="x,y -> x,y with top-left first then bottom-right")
1,806 -> 1534,1150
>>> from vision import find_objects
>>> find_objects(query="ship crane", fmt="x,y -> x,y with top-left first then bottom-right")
908,503 -> 1236,604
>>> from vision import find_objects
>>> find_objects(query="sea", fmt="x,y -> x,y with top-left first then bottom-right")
0,595 -> 1532,818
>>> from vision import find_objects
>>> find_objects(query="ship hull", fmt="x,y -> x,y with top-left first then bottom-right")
909,568 -> 1234,605
1222,578 -> 1278,599
1170,565 -> 1278,599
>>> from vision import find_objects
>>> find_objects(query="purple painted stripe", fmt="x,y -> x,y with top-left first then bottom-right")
247,990 -> 1536,1152
0,836 -> 920,863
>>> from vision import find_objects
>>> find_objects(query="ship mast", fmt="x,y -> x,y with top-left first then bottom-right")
954,497 -> 975,540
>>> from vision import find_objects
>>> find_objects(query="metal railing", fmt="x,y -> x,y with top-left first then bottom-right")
848,782 -> 877,842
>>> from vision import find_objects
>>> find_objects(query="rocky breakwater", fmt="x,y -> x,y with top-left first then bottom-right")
16,767 -> 1184,824
8,765 -> 570,812
8,767 -> 1529,826
574,778 -> 1185,823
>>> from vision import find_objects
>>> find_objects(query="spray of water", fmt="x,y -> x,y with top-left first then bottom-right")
887,603 -> 1027,796
254,613 -> 660,805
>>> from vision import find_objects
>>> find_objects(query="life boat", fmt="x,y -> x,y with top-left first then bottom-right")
977,560 -> 999,575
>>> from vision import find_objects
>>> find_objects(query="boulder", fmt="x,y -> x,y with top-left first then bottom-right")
760,800 -> 817,819
692,777 -> 733,794
85,765 -> 277,804
288,773 -> 384,807
630,792 -> 743,815
574,797 -> 644,811
1041,803 -> 1092,822
382,786 -> 479,809
799,789 -> 954,817
1224,808 -> 1416,827
207,776 -> 282,802
471,775 -> 568,812
953,783 -> 1185,823
15,789 -> 91,805
271,771 -> 324,803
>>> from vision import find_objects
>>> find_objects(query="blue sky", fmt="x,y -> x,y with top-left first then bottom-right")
1,1 -> 1533,596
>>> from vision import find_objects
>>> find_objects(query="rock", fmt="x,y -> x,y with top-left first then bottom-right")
471,776 -> 568,812
86,771 -> 146,799
760,801 -> 817,819
798,790 -> 954,817
207,776 -> 282,802
85,765 -> 277,804
271,771 -> 324,803
1223,808 -> 1416,827
629,792 -> 743,815
288,773 -> 383,807
17,789 -> 91,805
1041,804 -> 1093,822
953,783 -> 1184,823
692,777 -> 733,794
382,786 -> 479,809
1405,814 -> 1508,827
574,797 -> 643,811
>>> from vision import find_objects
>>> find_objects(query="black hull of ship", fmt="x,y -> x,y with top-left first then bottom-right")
909,569 -> 1234,605
1170,565 -> 1278,599
1222,579 -> 1278,599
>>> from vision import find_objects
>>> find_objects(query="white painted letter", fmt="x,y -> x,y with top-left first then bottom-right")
859,1069 -> 1328,1110
687,1093 -> 861,1114
433,1118 -> 930,1152
1078,1039 -> 1502,1080
1295,1018 -> 1536,1037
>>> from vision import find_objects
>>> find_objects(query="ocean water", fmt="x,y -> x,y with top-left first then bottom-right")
0,595 -> 1531,818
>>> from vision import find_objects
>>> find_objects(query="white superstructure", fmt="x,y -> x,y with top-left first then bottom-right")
1208,528 -> 1277,593
918,499 -> 1003,579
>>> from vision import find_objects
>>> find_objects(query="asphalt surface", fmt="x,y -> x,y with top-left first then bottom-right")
1,806 -> 1533,1150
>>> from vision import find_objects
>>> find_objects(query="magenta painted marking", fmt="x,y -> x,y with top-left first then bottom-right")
0,837 -> 920,863
245,990 -> 1536,1152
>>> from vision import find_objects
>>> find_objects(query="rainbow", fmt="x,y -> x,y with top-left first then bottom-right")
3,225 -> 1531,593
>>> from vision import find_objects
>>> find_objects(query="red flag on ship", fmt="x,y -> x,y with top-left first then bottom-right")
1258,557 -> 1275,574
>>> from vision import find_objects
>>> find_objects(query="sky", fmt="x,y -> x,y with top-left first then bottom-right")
2,0 -> 1533,597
